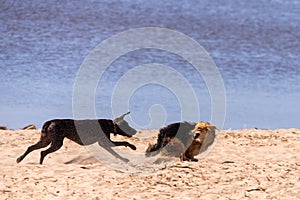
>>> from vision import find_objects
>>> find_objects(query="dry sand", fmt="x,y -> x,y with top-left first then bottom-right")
0,127 -> 299,199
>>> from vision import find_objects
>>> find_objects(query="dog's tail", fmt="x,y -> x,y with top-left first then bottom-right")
41,120 -> 52,137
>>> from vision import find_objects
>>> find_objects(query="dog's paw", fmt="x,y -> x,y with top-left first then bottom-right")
120,157 -> 130,163
129,144 -> 136,150
16,157 -> 22,163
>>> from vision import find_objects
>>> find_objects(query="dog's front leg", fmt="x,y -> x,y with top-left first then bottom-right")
111,141 -> 136,150
97,139 -> 130,163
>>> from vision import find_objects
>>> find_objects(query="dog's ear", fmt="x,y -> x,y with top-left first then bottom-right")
113,112 -> 130,124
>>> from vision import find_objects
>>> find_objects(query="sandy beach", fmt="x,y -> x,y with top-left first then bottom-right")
0,127 -> 299,199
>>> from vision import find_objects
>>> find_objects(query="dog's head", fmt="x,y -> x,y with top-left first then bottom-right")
192,121 -> 217,152
113,112 -> 137,137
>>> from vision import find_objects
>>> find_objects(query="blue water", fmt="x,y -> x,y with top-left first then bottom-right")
0,0 -> 299,129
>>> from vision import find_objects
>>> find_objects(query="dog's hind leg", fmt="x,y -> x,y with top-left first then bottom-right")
16,138 -> 51,163
111,141 -> 136,150
40,136 -> 64,164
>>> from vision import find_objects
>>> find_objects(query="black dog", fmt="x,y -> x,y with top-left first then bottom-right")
16,112 -> 136,164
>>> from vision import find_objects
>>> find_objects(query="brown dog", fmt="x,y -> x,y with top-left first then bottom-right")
146,121 -> 217,161
180,122 -> 217,161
